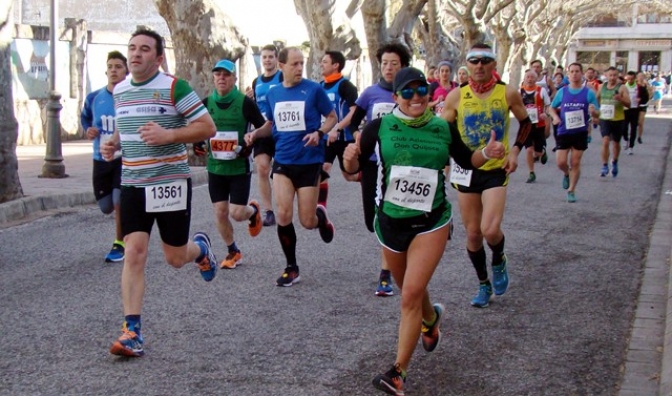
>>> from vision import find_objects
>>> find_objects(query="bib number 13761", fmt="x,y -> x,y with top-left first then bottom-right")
145,179 -> 188,213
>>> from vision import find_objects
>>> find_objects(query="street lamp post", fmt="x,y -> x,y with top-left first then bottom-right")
40,0 -> 67,179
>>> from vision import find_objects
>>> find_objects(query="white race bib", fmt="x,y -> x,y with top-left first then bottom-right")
526,106 -> 539,124
145,179 -> 188,213
274,101 -> 306,132
565,110 -> 586,129
384,165 -> 437,212
371,103 -> 395,120
449,158 -> 473,187
600,104 -> 614,120
210,131 -> 238,160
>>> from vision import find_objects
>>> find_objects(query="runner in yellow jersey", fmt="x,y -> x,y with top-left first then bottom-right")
441,42 -> 531,308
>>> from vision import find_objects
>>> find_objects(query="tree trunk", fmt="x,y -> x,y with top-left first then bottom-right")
361,0 -> 388,82
0,0 -> 23,202
294,0 -> 362,82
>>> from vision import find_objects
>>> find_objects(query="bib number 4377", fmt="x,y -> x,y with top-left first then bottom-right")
145,179 -> 188,213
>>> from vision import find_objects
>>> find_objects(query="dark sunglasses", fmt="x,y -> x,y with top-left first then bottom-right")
397,85 -> 429,99
467,57 -> 495,65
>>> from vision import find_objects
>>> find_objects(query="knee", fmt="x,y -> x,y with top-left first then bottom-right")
124,244 -> 148,268
298,213 -> 318,230
275,206 -> 293,225
229,206 -> 247,222
98,197 -> 114,215
570,157 -> 582,169
399,287 -> 425,311
257,162 -> 271,177
482,226 -> 501,243
165,253 -> 186,268
214,205 -> 229,222
466,229 -> 483,245
556,158 -> 568,169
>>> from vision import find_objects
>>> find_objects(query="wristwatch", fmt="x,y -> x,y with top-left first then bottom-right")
316,130 -> 326,138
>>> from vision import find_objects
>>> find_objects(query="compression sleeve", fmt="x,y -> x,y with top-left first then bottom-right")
514,117 -> 532,150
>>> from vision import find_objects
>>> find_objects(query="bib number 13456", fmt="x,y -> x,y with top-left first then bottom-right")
145,179 -> 188,213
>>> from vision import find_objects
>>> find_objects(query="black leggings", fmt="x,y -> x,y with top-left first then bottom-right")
624,109 -> 639,148
360,159 -> 378,233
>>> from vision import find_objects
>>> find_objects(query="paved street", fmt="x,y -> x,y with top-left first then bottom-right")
1,114 -> 671,395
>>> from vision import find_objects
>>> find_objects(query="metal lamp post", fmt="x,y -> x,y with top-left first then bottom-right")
40,0 -> 67,178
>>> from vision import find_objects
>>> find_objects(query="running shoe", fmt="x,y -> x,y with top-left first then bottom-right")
628,147 -> 634,155
109,323 -> 144,357
315,205 -> 335,243
372,363 -> 406,396
376,272 -> 394,297
421,303 -> 445,352
194,232 -> 217,282
492,256 -> 509,295
562,174 -> 570,189
276,266 -> 300,287
471,283 -> 493,308
248,200 -> 262,237
638,137 -> 643,144
526,172 -> 536,183
540,149 -> 548,165
567,191 -> 577,203
105,242 -> 125,263
587,134 -> 592,144
220,251 -> 242,269
600,164 -> 609,177
262,210 -> 276,227
611,161 -> 618,177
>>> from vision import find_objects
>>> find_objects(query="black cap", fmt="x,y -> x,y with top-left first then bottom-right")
393,67 -> 428,92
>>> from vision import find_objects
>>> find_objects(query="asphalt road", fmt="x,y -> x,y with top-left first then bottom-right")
1,116 -> 670,396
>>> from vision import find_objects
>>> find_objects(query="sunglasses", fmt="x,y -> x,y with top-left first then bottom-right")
467,57 -> 495,65
397,85 -> 429,99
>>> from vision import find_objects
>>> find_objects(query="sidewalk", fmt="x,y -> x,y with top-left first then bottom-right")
0,140 -> 206,225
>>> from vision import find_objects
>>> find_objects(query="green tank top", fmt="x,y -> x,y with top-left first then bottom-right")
599,83 -> 625,121
206,89 -> 250,176
378,114 -> 452,220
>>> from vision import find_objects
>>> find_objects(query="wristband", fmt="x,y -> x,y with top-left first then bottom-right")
316,130 -> 325,138
481,147 -> 491,160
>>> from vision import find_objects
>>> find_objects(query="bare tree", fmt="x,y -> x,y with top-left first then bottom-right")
294,0 -> 362,81
155,0 -> 249,99
0,0 -> 23,202
441,0 -> 516,51
417,0 -> 460,66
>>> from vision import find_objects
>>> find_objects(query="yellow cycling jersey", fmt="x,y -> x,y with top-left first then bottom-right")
456,82 -> 510,171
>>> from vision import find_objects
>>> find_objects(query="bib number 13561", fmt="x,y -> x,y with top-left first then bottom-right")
145,179 -> 188,213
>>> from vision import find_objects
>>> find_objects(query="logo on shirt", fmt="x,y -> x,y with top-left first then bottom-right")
464,92 -> 473,99
153,91 -> 161,100
390,124 -> 400,131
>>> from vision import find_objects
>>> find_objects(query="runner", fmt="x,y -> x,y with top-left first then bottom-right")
636,71 -> 652,143
457,66 -> 469,85
623,71 -> 639,154
520,69 -> 551,183
244,47 -> 337,286
246,44 -> 282,226
548,62 -> 601,203
318,50 -> 360,208
429,60 -> 458,115
101,28 -> 218,358
347,42 -> 412,297
195,59 -> 271,269
651,74 -> 666,114
530,59 -> 554,153
440,42 -> 531,308
343,67 -> 505,396
81,50 -> 128,263
596,66 -> 630,178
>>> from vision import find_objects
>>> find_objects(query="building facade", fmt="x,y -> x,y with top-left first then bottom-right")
568,5 -> 672,75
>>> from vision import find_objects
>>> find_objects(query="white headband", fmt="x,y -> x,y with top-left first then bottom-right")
466,51 -> 496,60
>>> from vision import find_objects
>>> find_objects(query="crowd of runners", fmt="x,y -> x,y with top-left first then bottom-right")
80,27 -> 668,395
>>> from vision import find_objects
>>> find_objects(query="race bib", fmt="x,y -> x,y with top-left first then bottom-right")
210,131 -> 238,160
526,106 -> 539,124
601,104 -> 614,120
449,158 -> 473,187
372,103 -> 395,120
384,165 -> 437,212
274,101 -> 306,132
145,179 -> 188,213
565,110 -> 586,129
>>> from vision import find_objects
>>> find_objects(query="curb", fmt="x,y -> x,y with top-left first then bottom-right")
0,167 -> 208,226
619,125 -> 672,396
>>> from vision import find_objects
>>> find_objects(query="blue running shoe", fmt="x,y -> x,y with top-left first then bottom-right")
105,242 -> 125,263
492,256 -> 509,296
421,303 -> 445,352
194,232 -> 217,282
567,191 -> 576,203
600,164 -> 609,177
562,174 -> 570,189
110,323 -> 144,357
471,283 -> 493,308
611,161 -> 618,177
376,271 -> 394,296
